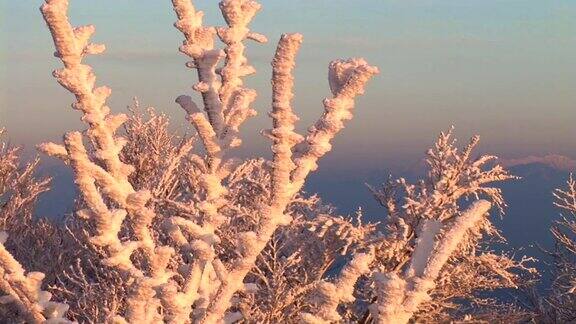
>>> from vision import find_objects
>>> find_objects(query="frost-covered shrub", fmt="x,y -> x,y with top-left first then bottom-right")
0,0 -> 539,323
532,176 -> 576,322
363,130 -> 536,323
0,129 -> 73,322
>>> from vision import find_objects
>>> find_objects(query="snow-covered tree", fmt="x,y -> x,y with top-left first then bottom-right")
317,130 -> 536,323
0,0 -> 538,323
532,176 -> 576,322
0,129 -> 72,322
36,0 -> 377,321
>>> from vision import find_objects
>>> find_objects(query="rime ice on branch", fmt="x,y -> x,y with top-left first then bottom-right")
543,176 -> 576,321
39,0 -> 377,322
362,130 -> 531,323
170,1 -> 378,322
171,0 -> 270,321
39,0 -> 180,322
0,232 -> 71,324
172,0 -> 265,146
370,201 -> 492,324
300,249 -> 376,323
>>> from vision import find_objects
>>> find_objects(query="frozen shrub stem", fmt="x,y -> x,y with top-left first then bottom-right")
0,232 -> 71,323
537,175 -> 576,321
170,0 -> 379,319
300,249 -> 376,323
171,0 -> 268,321
371,200 -> 492,324
39,0 -> 178,322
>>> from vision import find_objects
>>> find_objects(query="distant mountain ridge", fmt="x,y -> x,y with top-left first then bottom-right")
36,155 -> 573,255
500,154 -> 576,172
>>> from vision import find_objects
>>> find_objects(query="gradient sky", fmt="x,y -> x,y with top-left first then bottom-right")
1,0 -> 576,172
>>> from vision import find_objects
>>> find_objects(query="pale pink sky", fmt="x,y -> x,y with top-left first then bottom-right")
2,0 -> 576,169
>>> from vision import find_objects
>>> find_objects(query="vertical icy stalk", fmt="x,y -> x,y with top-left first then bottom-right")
172,0 -> 224,136
217,0 -> 266,119
201,34 -> 378,323
40,0 -> 131,186
170,1 -> 267,320
199,32 -> 303,324
172,0 -> 266,317
268,33 -> 304,209
39,1 -> 178,322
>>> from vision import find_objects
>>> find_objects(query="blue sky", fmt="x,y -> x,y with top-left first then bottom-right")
1,0 -> 576,171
